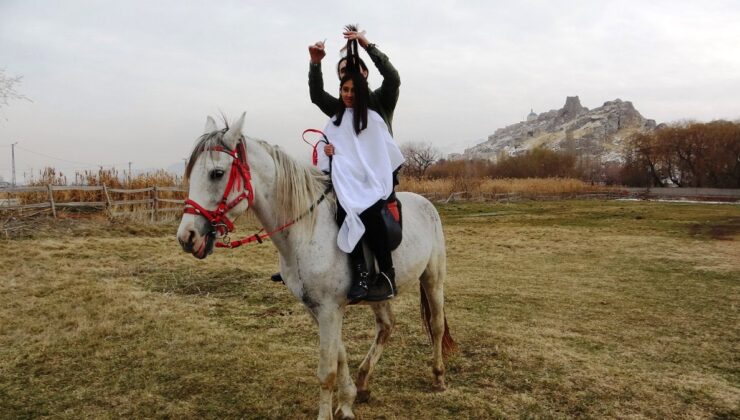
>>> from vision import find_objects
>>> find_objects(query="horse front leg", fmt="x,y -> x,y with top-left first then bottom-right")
334,339 -> 357,419
356,301 -> 395,403
316,306 -> 342,420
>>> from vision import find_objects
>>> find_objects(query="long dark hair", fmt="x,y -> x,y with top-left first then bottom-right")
333,24 -> 369,134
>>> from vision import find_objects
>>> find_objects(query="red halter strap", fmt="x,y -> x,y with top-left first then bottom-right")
183,141 -> 254,237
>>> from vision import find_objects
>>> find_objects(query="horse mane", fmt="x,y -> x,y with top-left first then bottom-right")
255,140 -> 333,231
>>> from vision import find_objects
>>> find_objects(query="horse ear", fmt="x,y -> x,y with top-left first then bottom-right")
223,112 -> 246,149
204,116 -> 217,134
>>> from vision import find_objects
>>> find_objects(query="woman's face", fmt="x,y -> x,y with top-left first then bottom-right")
341,79 -> 354,108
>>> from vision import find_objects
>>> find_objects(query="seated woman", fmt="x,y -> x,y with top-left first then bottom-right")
317,41 -> 404,303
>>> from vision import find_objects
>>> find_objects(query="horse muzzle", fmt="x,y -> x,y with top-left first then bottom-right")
177,225 -> 216,259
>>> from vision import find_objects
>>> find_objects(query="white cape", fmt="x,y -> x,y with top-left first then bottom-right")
318,109 -> 405,253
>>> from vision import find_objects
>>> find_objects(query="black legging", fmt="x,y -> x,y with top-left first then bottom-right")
336,199 -> 393,272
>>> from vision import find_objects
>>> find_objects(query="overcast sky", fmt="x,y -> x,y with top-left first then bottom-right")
1,0 -> 739,183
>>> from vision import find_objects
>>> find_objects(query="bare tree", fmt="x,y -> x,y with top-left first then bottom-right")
0,68 -> 29,110
400,141 -> 440,180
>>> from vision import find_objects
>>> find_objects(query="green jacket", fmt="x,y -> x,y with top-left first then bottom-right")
308,45 -> 400,135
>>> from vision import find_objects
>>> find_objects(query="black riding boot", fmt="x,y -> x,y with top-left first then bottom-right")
347,244 -> 369,304
347,263 -> 370,303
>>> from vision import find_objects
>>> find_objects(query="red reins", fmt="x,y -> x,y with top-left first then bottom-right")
302,128 -> 330,166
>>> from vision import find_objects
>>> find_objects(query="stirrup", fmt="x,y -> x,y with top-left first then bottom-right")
364,270 -> 396,302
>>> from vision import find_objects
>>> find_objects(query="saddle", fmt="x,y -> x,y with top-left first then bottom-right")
383,193 -> 402,251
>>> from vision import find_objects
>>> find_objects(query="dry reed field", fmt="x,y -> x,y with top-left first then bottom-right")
0,167 -> 182,208
398,177 -> 613,199
1,200 -> 738,419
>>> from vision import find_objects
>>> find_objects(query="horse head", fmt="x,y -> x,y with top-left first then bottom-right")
177,113 -> 253,259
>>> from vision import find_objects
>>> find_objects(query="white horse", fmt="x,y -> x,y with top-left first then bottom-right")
177,114 -> 456,420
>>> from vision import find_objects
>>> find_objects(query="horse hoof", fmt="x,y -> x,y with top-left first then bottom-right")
334,406 -> 355,420
356,389 -> 371,403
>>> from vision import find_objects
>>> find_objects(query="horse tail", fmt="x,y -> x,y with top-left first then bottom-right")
420,283 -> 458,358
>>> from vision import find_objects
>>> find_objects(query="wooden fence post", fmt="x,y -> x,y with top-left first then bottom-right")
102,184 -> 112,216
102,184 -> 112,208
47,184 -> 57,219
152,186 -> 158,222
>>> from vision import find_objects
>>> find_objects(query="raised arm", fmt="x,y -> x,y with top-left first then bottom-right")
308,40 -> 341,118
366,45 -> 400,109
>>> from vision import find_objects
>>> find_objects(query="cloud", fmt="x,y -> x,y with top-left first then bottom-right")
0,0 -> 738,181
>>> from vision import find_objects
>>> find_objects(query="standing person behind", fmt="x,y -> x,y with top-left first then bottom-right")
317,32 -> 404,303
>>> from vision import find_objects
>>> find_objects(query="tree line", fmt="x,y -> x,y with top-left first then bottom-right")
400,120 -> 740,188
621,120 -> 740,187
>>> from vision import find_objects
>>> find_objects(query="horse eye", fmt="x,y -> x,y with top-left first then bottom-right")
210,169 -> 225,180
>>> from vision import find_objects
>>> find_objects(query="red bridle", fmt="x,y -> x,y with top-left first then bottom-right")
183,130 -> 332,250
183,140 -> 254,238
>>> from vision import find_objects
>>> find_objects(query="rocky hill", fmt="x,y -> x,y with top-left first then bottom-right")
457,96 -> 657,162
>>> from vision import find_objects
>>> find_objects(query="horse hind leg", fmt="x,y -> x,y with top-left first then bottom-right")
355,301 -> 395,403
420,264 -> 457,392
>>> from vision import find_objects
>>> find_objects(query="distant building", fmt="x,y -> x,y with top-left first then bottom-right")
526,108 -> 537,122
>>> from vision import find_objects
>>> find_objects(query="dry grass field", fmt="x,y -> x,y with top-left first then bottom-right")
1,200 -> 738,419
